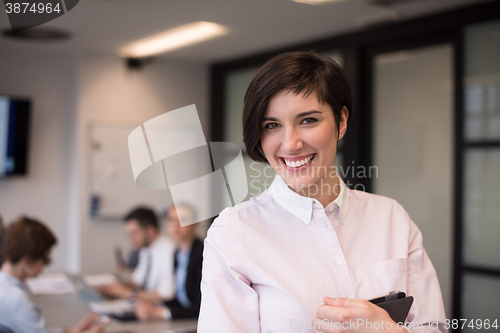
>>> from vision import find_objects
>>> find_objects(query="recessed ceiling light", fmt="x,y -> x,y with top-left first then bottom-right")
291,0 -> 347,5
119,21 -> 229,58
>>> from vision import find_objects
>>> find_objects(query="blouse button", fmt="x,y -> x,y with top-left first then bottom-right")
336,260 -> 343,266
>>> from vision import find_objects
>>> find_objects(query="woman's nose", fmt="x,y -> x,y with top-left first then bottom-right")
281,128 -> 303,153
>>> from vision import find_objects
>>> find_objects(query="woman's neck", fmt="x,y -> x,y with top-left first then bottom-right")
178,237 -> 195,253
296,173 -> 341,207
1,261 -> 26,281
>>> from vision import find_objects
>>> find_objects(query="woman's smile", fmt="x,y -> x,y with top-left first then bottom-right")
280,153 -> 315,169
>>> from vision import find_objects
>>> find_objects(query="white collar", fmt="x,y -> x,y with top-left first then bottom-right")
268,174 -> 349,225
144,235 -> 161,251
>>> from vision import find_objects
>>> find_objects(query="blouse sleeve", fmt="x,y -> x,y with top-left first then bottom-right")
197,212 -> 260,333
405,209 -> 448,333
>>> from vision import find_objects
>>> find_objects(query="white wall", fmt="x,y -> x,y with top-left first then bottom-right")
0,47 -> 78,271
75,54 -> 209,273
0,47 -> 209,273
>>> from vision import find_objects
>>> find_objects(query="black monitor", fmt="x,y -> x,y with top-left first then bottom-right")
0,95 -> 31,177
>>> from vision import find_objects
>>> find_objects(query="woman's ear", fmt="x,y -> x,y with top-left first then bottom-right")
17,257 -> 33,274
338,106 -> 349,141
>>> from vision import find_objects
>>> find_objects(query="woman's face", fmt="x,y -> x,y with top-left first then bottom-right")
261,89 -> 347,195
23,249 -> 52,278
166,206 -> 196,244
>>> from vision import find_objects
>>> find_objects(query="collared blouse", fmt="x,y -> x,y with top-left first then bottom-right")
198,175 -> 447,333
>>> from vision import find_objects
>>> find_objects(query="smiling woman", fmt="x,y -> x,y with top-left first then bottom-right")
198,51 -> 447,333
242,52 -> 352,164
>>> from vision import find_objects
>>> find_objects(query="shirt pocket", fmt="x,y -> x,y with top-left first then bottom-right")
370,258 -> 408,294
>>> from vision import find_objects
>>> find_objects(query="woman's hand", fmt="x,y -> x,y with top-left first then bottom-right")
66,312 -> 109,333
134,298 -> 165,321
135,290 -> 162,303
312,297 -> 406,333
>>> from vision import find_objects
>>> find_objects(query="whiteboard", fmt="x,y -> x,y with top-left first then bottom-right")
89,123 -> 172,219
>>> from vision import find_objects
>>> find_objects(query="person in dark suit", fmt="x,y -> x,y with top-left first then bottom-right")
135,203 -> 203,320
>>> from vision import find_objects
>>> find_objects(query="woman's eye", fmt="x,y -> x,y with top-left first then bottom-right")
264,123 -> 280,129
302,118 -> 317,124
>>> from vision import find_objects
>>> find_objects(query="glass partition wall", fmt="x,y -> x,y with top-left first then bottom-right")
460,19 -> 500,326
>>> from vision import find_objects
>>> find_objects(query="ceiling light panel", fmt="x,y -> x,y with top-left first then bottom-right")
119,21 -> 228,58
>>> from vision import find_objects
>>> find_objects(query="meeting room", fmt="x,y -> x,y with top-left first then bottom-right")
1,0 -> 500,332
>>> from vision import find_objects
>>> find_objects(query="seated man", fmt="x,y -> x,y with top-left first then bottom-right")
0,216 -> 108,333
99,206 -> 175,302
135,203 -> 203,320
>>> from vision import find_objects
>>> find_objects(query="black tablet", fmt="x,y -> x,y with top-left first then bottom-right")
369,292 -> 414,324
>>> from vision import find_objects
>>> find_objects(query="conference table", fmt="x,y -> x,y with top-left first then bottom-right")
32,275 -> 198,333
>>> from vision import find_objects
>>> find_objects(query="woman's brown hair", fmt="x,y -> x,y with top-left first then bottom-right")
3,216 -> 57,264
243,51 -> 353,163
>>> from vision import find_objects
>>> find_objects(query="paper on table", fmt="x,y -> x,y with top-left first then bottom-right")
89,299 -> 134,315
83,274 -> 117,287
26,273 -> 76,295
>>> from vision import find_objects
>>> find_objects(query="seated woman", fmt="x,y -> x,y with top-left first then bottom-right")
198,52 -> 446,332
134,204 -> 203,320
0,216 -> 108,333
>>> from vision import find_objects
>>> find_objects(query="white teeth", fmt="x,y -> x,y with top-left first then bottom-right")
284,155 -> 313,168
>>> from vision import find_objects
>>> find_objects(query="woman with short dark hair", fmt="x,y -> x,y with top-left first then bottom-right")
198,51 -> 446,333
243,51 -> 353,164
0,216 -> 108,333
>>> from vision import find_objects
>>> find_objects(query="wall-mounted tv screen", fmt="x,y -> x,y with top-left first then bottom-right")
0,95 -> 31,178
